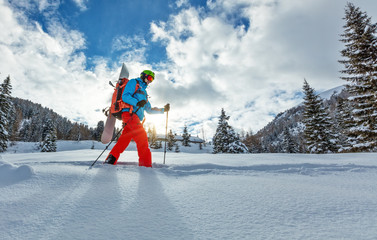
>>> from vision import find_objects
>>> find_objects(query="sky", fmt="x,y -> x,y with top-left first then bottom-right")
1,0 -> 377,140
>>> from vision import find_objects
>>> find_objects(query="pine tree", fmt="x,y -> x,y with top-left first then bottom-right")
182,125 -> 191,147
19,120 -> 31,141
302,80 -> 337,153
167,129 -> 175,151
0,76 -> 13,152
334,97 -> 353,152
93,121 -> 104,141
40,119 -> 57,152
69,123 -> 81,141
282,127 -> 297,153
339,2 -> 377,151
8,106 -> 21,143
212,108 -> 248,153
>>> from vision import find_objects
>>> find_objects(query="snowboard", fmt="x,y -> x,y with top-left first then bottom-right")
100,63 -> 129,144
101,113 -> 116,144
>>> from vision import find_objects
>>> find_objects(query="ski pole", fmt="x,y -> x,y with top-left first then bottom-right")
89,126 -> 124,168
89,107 -> 140,168
163,110 -> 169,165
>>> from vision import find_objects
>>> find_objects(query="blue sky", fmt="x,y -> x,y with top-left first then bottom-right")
59,0 -> 175,66
39,0 -> 210,68
1,0 -> 377,139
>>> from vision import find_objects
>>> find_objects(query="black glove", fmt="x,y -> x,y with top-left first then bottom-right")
137,100 -> 147,108
164,103 -> 170,112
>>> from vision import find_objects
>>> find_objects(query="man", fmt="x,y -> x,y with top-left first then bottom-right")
105,70 -> 170,167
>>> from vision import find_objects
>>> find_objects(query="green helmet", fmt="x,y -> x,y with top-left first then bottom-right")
140,70 -> 155,81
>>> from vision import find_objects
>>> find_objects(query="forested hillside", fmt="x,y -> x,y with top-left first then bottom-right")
8,97 -> 99,143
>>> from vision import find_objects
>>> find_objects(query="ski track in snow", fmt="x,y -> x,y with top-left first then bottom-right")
1,150 -> 377,239
25,159 -> 377,177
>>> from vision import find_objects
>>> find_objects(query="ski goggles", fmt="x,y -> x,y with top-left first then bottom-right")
146,74 -> 154,82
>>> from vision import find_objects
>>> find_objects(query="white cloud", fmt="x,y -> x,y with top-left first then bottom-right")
111,35 -> 148,63
1,0 -> 169,131
71,0 -> 88,11
175,0 -> 190,8
37,0 -> 60,12
0,0 -> 107,127
7,0 -> 60,17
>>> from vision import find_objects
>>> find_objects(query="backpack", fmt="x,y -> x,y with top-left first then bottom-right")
109,78 -> 140,120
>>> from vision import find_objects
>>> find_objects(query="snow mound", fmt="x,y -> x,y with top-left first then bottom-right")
0,160 -> 34,186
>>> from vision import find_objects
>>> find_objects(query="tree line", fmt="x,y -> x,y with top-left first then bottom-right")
0,78 -> 97,152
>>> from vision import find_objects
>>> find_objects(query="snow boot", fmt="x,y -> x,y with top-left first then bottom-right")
104,154 -> 117,165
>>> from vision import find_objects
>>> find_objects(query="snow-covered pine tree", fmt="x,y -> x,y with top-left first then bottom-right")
0,76 -> 13,152
282,127 -> 297,153
334,97 -> 353,152
182,125 -> 191,147
40,119 -> 57,152
302,80 -> 337,153
167,129 -> 175,151
18,120 -> 31,142
339,2 -> 377,152
212,108 -> 248,154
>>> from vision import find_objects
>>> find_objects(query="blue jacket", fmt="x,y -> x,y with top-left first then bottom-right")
121,77 -> 163,121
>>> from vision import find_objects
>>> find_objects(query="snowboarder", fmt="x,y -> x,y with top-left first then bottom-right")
105,70 -> 170,167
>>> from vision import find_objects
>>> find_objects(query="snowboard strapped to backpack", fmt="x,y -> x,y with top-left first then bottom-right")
109,78 -> 140,120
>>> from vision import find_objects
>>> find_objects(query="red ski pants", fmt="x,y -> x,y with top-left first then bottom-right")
109,112 -> 152,167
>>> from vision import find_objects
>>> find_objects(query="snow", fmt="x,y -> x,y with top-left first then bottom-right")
0,161 -> 34,187
1,142 -> 377,239
6,140 -> 212,154
318,85 -> 345,100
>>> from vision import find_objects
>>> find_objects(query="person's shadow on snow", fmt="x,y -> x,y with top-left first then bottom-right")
122,167 -> 194,240
53,166 -> 193,240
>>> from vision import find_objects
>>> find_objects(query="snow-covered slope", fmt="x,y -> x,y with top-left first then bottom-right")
318,85 -> 345,100
1,148 -> 377,239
